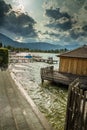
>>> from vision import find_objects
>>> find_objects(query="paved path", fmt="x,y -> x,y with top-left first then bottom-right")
0,70 -> 53,130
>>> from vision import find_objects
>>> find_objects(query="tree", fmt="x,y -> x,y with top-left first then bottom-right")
0,42 -> 2,48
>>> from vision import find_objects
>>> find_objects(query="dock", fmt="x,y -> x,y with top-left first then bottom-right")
41,66 -> 87,85
9,54 -> 32,63
0,70 -> 53,130
9,57 -> 32,63
9,54 -> 58,64
33,57 -> 58,64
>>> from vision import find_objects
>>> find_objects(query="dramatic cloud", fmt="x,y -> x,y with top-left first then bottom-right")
45,8 -> 71,20
0,0 -> 87,46
82,25 -> 87,31
0,0 -> 11,25
0,0 -> 37,38
43,0 -> 87,44
4,11 -> 37,37
45,8 -> 73,31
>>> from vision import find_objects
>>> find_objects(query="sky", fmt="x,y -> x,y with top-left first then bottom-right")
0,0 -> 87,47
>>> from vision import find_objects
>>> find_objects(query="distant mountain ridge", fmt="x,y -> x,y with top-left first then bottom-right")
0,33 -> 62,50
0,33 -> 80,50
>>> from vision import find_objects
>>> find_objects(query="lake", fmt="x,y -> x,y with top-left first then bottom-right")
9,52 -> 68,130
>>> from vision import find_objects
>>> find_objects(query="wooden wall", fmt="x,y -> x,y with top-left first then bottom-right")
59,57 -> 87,75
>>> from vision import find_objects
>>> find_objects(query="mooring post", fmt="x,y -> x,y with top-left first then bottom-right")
41,78 -> 44,85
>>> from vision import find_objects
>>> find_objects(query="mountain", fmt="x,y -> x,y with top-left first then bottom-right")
0,33 -> 62,50
65,43 -> 80,50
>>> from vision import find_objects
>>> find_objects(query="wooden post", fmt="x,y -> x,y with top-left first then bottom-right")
84,113 -> 87,130
41,79 -> 44,85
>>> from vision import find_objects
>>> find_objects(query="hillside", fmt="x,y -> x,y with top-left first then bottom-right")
0,33 -> 62,50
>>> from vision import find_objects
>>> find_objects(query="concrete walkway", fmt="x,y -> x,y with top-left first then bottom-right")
0,70 -> 53,130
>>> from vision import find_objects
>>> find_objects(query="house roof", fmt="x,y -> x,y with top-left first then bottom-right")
58,45 -> 87,59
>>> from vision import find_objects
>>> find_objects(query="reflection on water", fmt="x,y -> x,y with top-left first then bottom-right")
10,53 -> 68,130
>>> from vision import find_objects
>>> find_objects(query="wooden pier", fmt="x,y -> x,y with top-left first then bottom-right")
41,66 -> 87,85
9,54 -> 33,63
9,57 -> 32,63
9,53 -> 58,64
33,57 -> 58,64
64,78 -> 87,130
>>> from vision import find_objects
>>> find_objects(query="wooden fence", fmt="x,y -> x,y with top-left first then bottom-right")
64,78 -> 87,130
40,66 -> 54,84
41,66 -> 54,75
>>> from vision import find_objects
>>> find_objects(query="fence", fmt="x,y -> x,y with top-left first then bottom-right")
65,78 -> 87,130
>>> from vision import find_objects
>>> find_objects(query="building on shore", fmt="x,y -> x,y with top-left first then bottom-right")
41,45 -> 87,85
58,45 -> 87,76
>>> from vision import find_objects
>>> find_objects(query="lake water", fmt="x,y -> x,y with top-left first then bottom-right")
9,52 -> 68,130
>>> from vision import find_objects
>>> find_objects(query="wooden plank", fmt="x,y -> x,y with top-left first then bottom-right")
59,58 -> 64,72
77,90 -> 83,129
83,60 -> 87,75
73,58 -> 78,74
67,58 -> 72,73
81,92 -> 86,129
84,113 -> 87,130
76,59 -> 82,75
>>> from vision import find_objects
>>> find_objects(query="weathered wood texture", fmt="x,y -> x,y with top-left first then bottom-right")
59,57 -> 87,75
64,78 -> 87,130
41,66 -> 87,85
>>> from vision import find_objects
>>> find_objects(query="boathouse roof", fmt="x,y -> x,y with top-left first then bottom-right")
58,45 -> 87,58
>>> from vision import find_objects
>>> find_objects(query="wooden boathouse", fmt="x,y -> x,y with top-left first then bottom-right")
58,45 -> 87,75
41,45 -> 87,85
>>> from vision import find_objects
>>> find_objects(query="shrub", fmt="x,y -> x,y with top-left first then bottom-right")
0,48 -> 8,67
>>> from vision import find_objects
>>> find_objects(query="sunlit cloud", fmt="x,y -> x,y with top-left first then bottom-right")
11,0 -> 25,13
15,36 -> 24,42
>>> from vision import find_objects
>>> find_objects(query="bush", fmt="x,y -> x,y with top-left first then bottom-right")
0,48 -> 8,67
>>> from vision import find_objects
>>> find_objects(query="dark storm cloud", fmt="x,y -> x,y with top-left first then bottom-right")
45,8 -> 71,20
82,25 -> 87,31
69,24 -> 87,40
84,5 -> 87,10
70,29 -> 86,39
45,8 -> 76,31
43,0 -> 87,43
0,0 -> 37,37
43,31 -> 60,37
46,19 -> 72,31
4,11 -> 37,37
0,0 -> 11,25
58,21 -> 72,31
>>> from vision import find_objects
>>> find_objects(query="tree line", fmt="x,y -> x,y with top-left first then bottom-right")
0,42 -> 68,53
